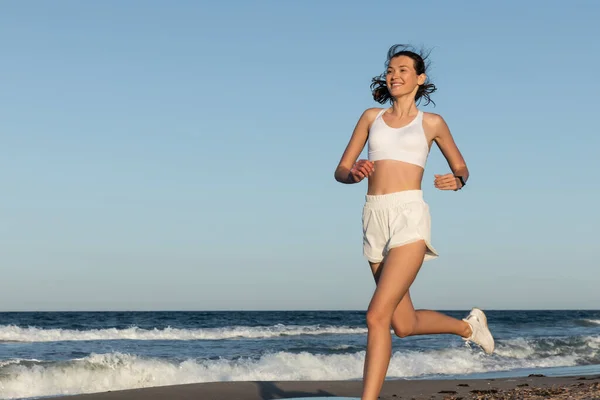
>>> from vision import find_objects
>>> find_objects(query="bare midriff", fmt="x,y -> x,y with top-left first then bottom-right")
367,160 -> 424,195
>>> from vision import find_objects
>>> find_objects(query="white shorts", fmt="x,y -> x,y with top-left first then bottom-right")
362,190 -> 438,263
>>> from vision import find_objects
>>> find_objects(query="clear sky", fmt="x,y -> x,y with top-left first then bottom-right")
1,0 -> 599,312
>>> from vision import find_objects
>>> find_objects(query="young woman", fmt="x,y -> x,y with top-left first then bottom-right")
334,44 -> 494,400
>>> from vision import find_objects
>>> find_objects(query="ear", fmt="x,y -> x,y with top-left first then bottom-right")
417,73 -> 427,85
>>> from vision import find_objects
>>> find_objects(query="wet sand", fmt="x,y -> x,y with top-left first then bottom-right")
50,374 -> 600,399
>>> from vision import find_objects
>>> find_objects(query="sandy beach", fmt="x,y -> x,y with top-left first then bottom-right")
49,374 -> 600,400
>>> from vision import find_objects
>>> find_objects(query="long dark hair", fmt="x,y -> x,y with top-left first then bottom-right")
370,44 -> 437,106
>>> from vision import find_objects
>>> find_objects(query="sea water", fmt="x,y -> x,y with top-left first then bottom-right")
0,310 -> 599,399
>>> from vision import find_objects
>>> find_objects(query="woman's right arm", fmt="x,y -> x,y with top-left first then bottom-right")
334,108 -> 378,184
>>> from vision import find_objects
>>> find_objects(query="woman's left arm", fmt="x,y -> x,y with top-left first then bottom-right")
428,114 -> 469,191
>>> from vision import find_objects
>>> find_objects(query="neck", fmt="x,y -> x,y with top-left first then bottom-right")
390,94 -> 418,116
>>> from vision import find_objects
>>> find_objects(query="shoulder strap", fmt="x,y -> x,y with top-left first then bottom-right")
377,108 -> 387,118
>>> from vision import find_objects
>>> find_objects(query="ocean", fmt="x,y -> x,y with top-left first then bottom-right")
0,310 -> 599,399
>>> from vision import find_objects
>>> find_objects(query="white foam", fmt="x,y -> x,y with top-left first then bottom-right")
583,319 -> 600,325
0,359 -> 41,368
331,344 -> 353,350
587,336 -> 600,349
0,324 -> 367,342
0,341 -> 588,400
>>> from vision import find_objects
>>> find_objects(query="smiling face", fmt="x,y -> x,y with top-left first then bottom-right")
385,55 -> 426,99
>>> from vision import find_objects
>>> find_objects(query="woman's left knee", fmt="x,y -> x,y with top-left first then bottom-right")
392,319 -> 417,338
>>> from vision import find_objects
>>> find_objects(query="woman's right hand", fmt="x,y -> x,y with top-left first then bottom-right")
349,159 -> 375,182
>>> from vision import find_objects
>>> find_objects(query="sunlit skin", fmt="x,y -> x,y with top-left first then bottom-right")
334,54 -> 472,400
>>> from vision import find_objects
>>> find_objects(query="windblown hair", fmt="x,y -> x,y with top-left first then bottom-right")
370,44 -> 437,106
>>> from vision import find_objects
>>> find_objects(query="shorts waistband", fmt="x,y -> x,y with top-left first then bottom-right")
364,190 -> 424,208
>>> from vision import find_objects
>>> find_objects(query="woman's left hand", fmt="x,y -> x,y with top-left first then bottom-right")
434,173 -> 462,191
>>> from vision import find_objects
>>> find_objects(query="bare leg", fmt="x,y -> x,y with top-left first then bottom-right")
369,260 -> 471,338
361,240 -> 426,400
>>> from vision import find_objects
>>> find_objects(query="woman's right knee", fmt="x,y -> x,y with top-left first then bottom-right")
366,307 -> 392,330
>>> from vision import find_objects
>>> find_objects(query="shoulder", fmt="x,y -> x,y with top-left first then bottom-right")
350,107 -> 387,132
422,111 -> 450,138
362,107 -> 386,120
422,111 -> 447,127
358,107 -> 386,127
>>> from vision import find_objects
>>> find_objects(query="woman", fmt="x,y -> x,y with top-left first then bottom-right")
334,44 -> 494,400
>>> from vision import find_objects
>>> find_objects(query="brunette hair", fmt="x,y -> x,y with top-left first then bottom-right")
370,44 -> 437,106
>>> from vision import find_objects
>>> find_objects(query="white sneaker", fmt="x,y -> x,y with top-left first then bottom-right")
462,308 -> 494,354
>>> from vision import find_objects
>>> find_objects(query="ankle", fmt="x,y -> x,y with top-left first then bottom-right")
461,320 -> 473,338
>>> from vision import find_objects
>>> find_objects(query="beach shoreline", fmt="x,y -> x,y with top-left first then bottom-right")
48,374 -> 600,400
4,310 -> 598,400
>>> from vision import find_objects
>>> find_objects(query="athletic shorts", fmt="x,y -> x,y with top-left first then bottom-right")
362,190 -> 438,263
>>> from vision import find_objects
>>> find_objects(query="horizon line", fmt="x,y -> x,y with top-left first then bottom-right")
1,308 -> 598,313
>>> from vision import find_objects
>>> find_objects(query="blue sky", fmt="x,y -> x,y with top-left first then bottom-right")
1,0 -> 598,311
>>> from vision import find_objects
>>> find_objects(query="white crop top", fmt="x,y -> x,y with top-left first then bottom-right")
368,108 -> 430,168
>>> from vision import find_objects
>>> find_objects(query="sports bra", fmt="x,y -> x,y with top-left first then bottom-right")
367,108 -> 430,168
